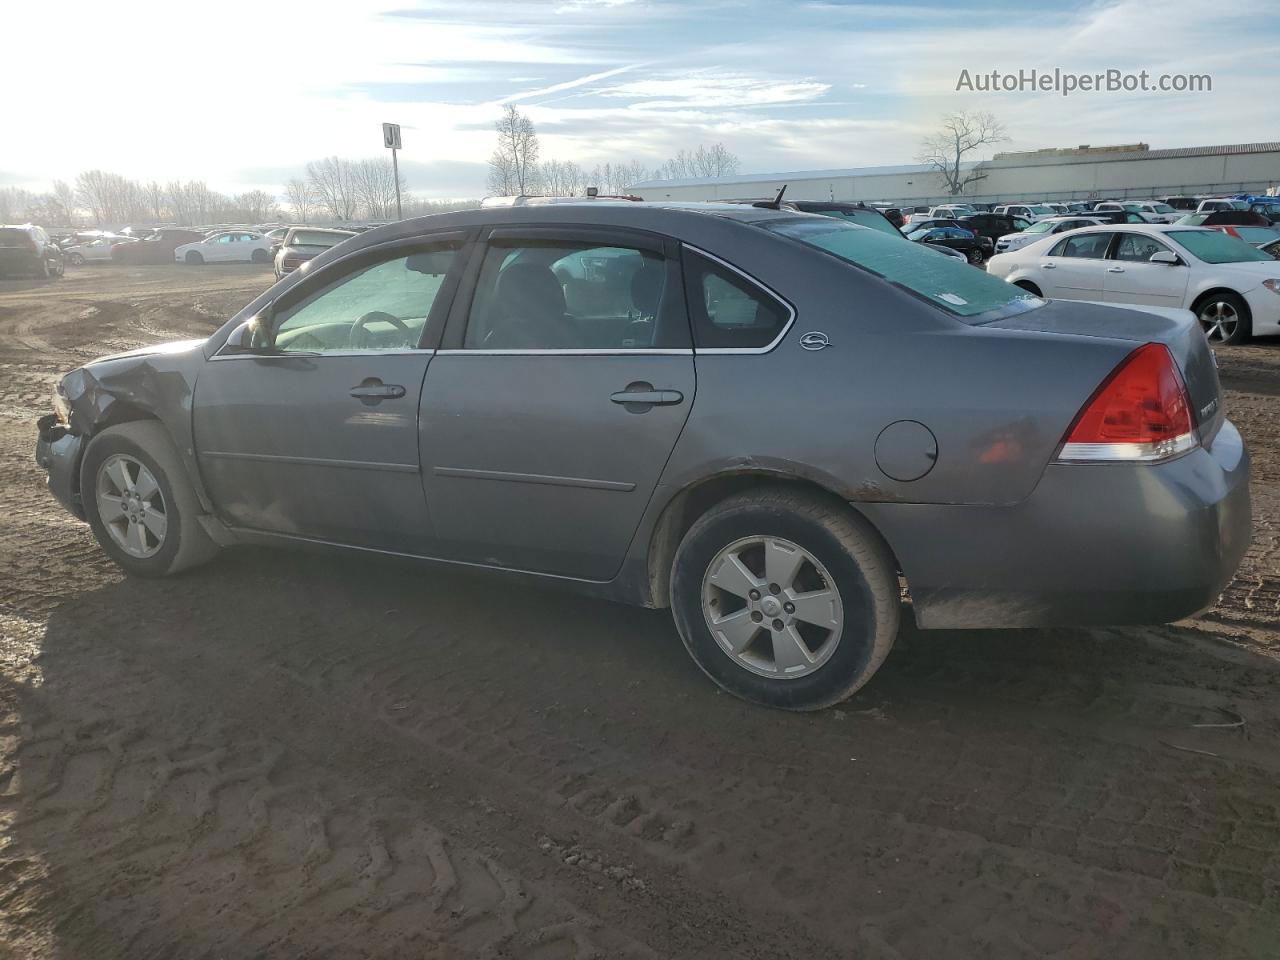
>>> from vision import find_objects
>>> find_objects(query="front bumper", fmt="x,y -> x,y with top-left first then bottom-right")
860,419 -> 1252,629
35,414 -> 85,519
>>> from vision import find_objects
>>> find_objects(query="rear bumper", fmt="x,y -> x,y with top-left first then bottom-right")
35,414 -> 85,519
860,420 -> 1252,629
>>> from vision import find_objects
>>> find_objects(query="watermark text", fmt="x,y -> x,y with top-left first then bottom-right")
956,68 -> 1211,96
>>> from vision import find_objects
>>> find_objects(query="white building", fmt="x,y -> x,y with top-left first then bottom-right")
628,142 -> 1280,206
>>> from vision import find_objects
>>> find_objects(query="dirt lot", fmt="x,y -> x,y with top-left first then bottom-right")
1,264 -> 1279,959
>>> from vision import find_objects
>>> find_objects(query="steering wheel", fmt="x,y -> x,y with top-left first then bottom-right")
350,310 -> 410,348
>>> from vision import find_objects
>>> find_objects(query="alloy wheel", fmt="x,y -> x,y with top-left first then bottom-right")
700,536 -> 844,679
96,454 -> 167,558
1199,300 -> 1239,343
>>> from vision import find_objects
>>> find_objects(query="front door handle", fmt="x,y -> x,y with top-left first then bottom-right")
350,379 -> 406,404
1106,266 -> 1125,273
610,383 -> 684,411
1041,262 -> 1056,269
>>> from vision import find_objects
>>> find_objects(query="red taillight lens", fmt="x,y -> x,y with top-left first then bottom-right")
1057,343 -> 1198,462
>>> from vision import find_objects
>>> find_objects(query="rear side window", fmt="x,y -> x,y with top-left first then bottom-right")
1050,233 -> 1111,258
765,218 -> 1040,322
682,249 -> 792,350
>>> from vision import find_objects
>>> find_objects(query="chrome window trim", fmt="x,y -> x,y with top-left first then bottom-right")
683,244 -> 797,356
435,348 -> 692,356
210,349 -> 435,361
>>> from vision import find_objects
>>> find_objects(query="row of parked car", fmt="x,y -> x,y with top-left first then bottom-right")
0,223 -> 357,281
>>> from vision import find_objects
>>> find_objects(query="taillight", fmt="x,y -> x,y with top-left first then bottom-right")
1056,343 -> 1198,463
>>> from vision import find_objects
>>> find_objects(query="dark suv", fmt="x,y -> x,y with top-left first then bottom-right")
0,225 -> 65,279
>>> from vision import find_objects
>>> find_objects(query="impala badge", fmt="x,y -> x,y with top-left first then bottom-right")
799,331 -> 832,351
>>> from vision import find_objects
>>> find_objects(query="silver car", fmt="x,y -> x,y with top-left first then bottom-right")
35,203 -> 1251,710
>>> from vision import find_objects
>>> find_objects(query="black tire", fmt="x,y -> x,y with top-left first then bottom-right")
966,248 -> 983,264
1194,290 -> 1251,346
67,252 -> 85,266
52,257 -> 65,278
81,421 -> 219,577
250,248 -> 271,264
670,489 -> 900,711
186,251 -> 204,265
1013,279 -> 1042,297
37,258 -> 50,280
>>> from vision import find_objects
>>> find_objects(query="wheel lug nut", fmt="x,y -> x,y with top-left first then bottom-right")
751,611 -> 762,622
772,619 -> 784,631
748,589 -> 760,601
768,583 -> 781,595
784,602 -> 795,614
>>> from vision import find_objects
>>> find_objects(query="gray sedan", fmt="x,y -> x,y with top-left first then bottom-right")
35,203 -> 1251,710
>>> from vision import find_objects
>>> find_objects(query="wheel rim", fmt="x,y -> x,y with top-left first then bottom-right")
96,454 -> 167,558
1199,300 -> 1238,342
701,536 -> 844,680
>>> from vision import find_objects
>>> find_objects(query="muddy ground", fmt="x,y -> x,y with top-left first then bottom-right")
1,263 -> 1278,959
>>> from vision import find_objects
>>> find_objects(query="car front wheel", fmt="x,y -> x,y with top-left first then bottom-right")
1196,291 -> 1251,345
185,251 -> 204,265
81,421 -> 219,577
670,489 -> 899,711
67,253 -> 85,266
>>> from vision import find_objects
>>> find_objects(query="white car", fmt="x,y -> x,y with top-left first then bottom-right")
992,203 -> 1057,223
922,203 -> 976,221
174,230 -> 274,265
62,234 -> 135,265
994,216 -> 1108,254
985,224 -> 1280,345
1093,201 -> 1181,224
1197,198 -> 1250,214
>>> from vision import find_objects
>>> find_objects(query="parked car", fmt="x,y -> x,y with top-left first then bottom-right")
926,204 -> 977,220
273,227 -> 357,279
63,234 -> 136,265
174,231 -> 274,265
1261,237 -> 1280,260
986,223 -> 1280,344
904,224 -> 988,262
899,218 -> 968,234
1093,201 -> 1181,224
112,228 -> 206,265
34,202 -> 1249,710
1161,196 -> 1202,211
1202,225 -> 1280,246
1174,211 -> 1271,228
730,200 -> 969,261
992,203 -> 1056,223
1196,198 -> 1250,213
902,205 -> 932,223
960,212 -> 1033,245
0,224 -> 65,279
994,216 -> 1109,254
1084,210 -> 1151,225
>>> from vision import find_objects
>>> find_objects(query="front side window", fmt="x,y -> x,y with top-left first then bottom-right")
272,247 -> 457,353
683,249 -> 792,349
766,217 -> 1040,322
464,240 -> 672,350
1112,233 -> 1171,262
1050,233 -> 1112,258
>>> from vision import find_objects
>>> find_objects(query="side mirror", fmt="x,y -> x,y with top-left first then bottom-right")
223,306 -> 276,353
1149,251 -> 1180,265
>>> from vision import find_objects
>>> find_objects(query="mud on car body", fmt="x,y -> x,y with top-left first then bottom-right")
36,202 -> 1252,710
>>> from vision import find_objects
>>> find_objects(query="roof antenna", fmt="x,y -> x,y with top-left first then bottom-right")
762,184 -> 787,209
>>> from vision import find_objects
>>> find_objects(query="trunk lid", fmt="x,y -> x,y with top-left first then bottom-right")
985,299 -> 1224,444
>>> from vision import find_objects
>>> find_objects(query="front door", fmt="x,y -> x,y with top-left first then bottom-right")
1039,231 -> 1112,300
420,226 -> 695,580
1103,232 -> 1189,307
193,237 -> 464,552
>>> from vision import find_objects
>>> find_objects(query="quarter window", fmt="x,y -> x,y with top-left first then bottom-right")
683,250 -> 791,350
464,240 -> 674,350
271,247 -> 457,353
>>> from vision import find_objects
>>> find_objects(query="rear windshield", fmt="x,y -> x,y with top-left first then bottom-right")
798,208 -> 901,237
1236,227 -> 1280,244
0,228 -> 31,245
1168,230 -> 1272,264
766,218 -> 1042,321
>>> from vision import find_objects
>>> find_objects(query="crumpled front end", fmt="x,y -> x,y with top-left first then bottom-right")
35,412 -> 85,519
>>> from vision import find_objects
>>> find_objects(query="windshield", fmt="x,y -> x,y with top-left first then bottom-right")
1152,204 -> 1175,214
1168,230 -> 1273,264
1122,203 -> 1144,212
803,208 -> 901,237
291,230 -> 353,247
1027,205 -> 1053,215
1025,221 -> 1056,234
766,218 -> 1041,321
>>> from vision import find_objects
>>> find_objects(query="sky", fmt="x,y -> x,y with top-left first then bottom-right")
5,0 -> 1277,199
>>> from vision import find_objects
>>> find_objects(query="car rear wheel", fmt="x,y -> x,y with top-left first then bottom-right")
965,248 -> 983,264
1013,280 -> 1042,297
670,489 -> 899,711
250,248 -> 271,264
81,421 -> 219,577
67,253 -> 85,266
185,251 -> 204,265
1195,291 -> 1251,345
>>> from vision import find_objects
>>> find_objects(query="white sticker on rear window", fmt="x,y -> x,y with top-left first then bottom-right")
937,293 -> 968,305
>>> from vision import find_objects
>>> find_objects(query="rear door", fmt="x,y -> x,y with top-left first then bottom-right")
1103,232 -> 1189,307
419,225 -> 695,579
1038,231 -> 1112,299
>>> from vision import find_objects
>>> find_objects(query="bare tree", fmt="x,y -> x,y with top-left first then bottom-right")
657,143 -> 740,181
143,181 -> 166,222
917,111 -> 1007,196
540,159 -> 583,197
350,158 -> 403,219
489,104 -> 539,195
234,190 -> 279,222
307,156 -> 356,220
283,178 -> 313,222
51,181 -> 78,226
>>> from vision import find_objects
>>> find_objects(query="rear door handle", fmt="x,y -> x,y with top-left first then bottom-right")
1107,266 -> 1124,273
1041,262 -> 1056,269
610,389 -> 684,406
350,379 -> 406,403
